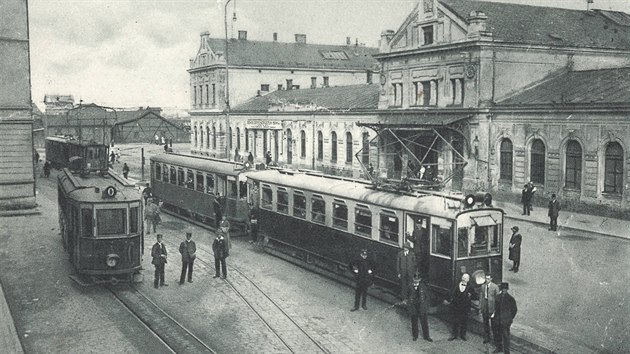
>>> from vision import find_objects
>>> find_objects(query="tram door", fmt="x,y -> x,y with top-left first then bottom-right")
404,213 -> 429,275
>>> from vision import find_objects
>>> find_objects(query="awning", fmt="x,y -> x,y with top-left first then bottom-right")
357,112 -> 472,130
471,215 -> 497,227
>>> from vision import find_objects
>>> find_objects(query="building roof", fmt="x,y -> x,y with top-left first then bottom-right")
440,0 -> 630,50
497,67 -> 630,106
113,111 -> 185,132
197,37 -> 379,71
232,84 -> 380,112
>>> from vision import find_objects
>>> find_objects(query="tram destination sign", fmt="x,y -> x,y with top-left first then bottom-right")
246,119 -> 283,130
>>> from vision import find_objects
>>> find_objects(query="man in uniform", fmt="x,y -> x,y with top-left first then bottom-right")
396,242 -> 416,303
348,249 -> 375,311
548,193 -> 561,231
212,231 -> 228,279
480,273 -> 500,344
178,232 -> 196,284
508,226 -> 522,273
151,234 -> 168,289
493,282 -> 518,353
409,273 -> 432,342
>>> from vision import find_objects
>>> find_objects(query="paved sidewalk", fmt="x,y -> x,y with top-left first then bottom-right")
0,282 -> 24,354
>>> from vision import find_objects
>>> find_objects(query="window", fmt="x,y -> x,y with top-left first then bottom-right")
162,164 -> 168,181
212,84 -> 216,106
355,206 -> 372,236
392,83 -> 403,106
565,140 -> 582,190
301,130 -> 306,158
170,166 -> 177,184
450,78 -> 464,105
239,181 -> 248,199
245,128 -> 249,151
286,79 -> 293,90
414,80 -> 438,106
205,84 -> 209,104
235,127 -> 241,151
97,209 -> 127,236
500,139 -> 513,181
278,84 -> 283,91
277,188 -> 289,214
262,186 -> 273,209
285,129 -> 291,164
431,217 -> 453,257
81,208 -> 93,237
228,127 -> 233,150
261,84 -> 270,92
380,213 -> 398,243
331,132 -> 338,162
196,172 -> 204,192
311,77 -> 317,89
293,192 -> 306,218
367,71 -> 373,84
361,132 -> 369,164
177,168 -> 185,186
345,132 -> 353,164
293,85 -> 300,90
422,25 -> 433,45
530,139 -> 545,184
311,195 -> 325,224
227,178 -> 238,198
186,169 -> 194,189
332,200 -> 348,229
212,126 -> 217,149
317,131 -> 323,160
155,164 -> 162,181
206,174 -> 215,194
194,127 -> 198,147
323,76 -> 329,87
206,127 -> 210,149
604,142 -> 624,194
130,207 -> 139,234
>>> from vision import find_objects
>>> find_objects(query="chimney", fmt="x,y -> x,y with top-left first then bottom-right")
355,38 -> 359,47
379,30 -> 395,52
238,30 -> 247,40
346,37 -> 351,45
295,33 -> 306,44
273,32 -> 278,42
467,11 -> 490,39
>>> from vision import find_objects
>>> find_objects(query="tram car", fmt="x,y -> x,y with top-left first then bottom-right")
149,153 -> 251,236
46,136 -> 109,174
57,167 -> 143,284
245,169 -> 504,300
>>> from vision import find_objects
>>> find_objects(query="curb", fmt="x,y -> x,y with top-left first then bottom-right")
503,214 -> 628,241
0,281 -> 24,354
0,207 -> 41,218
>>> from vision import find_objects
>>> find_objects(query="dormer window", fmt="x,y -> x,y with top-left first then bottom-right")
422,25 -> 434,45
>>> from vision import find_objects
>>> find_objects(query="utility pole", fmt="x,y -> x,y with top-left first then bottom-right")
224,0 -> 235,159
141,147 -> 145,181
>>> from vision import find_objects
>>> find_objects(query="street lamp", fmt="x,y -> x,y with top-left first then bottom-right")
223,0 -> 236,159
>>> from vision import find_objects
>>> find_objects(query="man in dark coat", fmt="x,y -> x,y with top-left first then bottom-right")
548,193 -> 561,231
447,273 -> 477,341
480,273 -> 500,344
508,226 -> 522,272
249,206 -> 259,244
348,249 -> 375,311
409,273 -> 432,342
407,219 -> 429,277
43,160 -> 51,178
212,232 -> 228,279
396,242 -> 416,302
213,195 -> 223,228
493,282 -> 518,353
521,184 -> 531,215
178,232 -> 196,284
122,163 -> 130,179
151,234 -> 168,289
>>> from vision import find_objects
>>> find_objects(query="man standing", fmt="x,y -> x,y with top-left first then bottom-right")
122,163 -> 130,179
220,216 -> 231,250
249,206 -> 259,245
213,195 -> 223,228
409,273 -> 432,342
548,193 -> 561,231
447,273 -> 477,341
407,220 -> 429,277
348,249 -> 375,311
508,226 -> 522,273
178,232 -> 196,284
521,184 -> 531,216
144,199 -> 160,235
151,234 -> 168,289
212,232 -> 228,279
396,242 -> 416,303
493,282 -> 518,353
480,273 -> 500,344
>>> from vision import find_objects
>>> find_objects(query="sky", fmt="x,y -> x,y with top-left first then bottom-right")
28,0 -> 630,111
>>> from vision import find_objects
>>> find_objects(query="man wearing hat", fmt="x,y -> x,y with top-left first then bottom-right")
348,249 -> 375,311
396,242 -> 416,303
492,282 -> 518,353
178,232 -> 197,284
508,226 -> 522,273
151,234 -> 168,289
547,193 -> 561,231
480,273 -> 500,344
447,273 -> 477,341
409,273 -> 432,342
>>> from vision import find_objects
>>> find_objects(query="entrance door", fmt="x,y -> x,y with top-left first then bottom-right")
405,213 -> 430,276
274,131 -> 279,162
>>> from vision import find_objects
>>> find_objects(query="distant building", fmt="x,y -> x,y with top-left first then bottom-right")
32,103 -> 45,149
112,111 -> 189,144
43,94 -> 75,115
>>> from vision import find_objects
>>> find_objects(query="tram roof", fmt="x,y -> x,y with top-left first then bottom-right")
46,136 -> 108,147
58,169 -> 140,203
247,169 -> 464,218
150,153 -> 244,177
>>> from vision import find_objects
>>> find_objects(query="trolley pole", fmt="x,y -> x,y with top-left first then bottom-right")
224,0 -> 234,159
141,147 -> 145,181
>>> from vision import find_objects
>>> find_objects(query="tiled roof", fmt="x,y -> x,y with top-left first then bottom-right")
202,38 -> 379,71
232,84 -> 380,112
497,67 -> 630,106
440,0 -> 630,50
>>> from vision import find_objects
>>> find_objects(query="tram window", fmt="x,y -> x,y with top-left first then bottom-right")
311,195 -> 325,224
156,164 -> 162,181
130,207 -> 139,234
332,200 -> 348,230
293,192 -> 306,219
379,213 -> 399,243
431,218 -> 453,257
81,208 -> 93,237
355,207 -> 372,236
217,175 -> 227,196
261,186 -> 273,209
186,169 -> 194,189
239,181 -> 248,199
457,228 -> 470,258
170,166 -> 176,184
489,225 -> 500,253
196,172 -> 204,192
277,189 -> 289,214
206,174 -> 215,194
227,179 -> 238,198
162,165 -> 168,182
88,149 -> 93,159
97,209 -> 127,236
177,168 -> 185,186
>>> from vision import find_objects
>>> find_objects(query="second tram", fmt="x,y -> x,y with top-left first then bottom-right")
46,136 -> 109,174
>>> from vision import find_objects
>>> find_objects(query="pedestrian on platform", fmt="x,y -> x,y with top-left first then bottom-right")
220,216 -> 231,250
164,143 -> 169,152
492,282 -> 518,353
178,232 -> 196,284
213,195 -> 223,228
142,186 -> 153,204
43,160 -> 51,178
109,151 -> 116,165
447,273 -> 477,341
249,206 -> 259,244
508,226 -> 522,272
151,234 -> 168,289
247,152 -> 254,165
265,150 -> 272,165
480,273 -> 500,344
409,273 -> 432,342
122,163 -> 130,179
527,181 -> 537,211
348,249 -> 375,311
212,232 -> 228,279
396,242 -> 416,303
144,199 -> 161,234
521,184 -> 531,215
407,219 -> 429,277
234,147 -> 240,162
548,193 -> 561,231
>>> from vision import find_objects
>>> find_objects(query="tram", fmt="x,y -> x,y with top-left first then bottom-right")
46,136 -> 109,174
245,169 -> 504,300
57,167 -> 143,284
149,153 -> 251,236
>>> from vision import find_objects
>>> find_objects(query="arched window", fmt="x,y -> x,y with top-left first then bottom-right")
499,139 -> 513,181
331,132 -> 338,162
317,131 -> 323,161
346,132 -> 353,163
565,140 -> 582,190
206,126 -> 210,149
236,127 -> 240,150
212,126 -> 217,149
228,127 -> 233,150
530,139 -> 545,184
286,129 -> 293,164
300,130 -> 306,158
604,142 -> 624,194
194,127 -> 198,147
361,132 -> 369,164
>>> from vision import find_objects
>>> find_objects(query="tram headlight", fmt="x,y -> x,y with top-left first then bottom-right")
472,269 -> 486,285
105,254 -> 120,268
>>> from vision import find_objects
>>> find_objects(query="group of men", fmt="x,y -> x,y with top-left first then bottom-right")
521,181 -> 562,231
